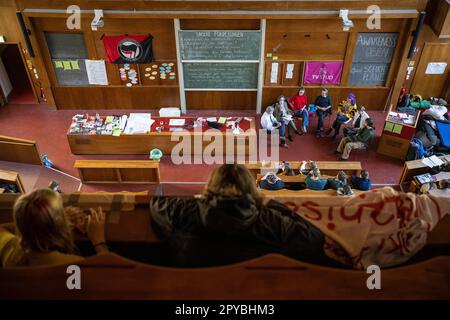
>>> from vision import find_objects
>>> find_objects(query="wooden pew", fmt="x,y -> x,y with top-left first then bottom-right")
74,160 -> 160,184
0,135 -> 42,165
0,252 -> 449,299
399,155 -> 450,188
0,192 -> 448,299
246,161 -> 362,179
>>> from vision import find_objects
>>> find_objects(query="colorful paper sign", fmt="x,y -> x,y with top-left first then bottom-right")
304,61 -> 343,85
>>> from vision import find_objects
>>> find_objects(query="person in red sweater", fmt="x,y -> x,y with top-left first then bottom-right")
288,87 -> 309,133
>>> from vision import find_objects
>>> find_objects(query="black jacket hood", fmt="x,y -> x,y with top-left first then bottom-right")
197,195 -> 259,235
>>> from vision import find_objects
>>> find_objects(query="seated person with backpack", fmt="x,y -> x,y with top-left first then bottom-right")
336,118 -> 375,161
305,168 -> 328,190
259,172 -> 284,191
351,169 -> 372,191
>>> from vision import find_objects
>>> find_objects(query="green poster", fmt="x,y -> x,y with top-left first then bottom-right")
393,124 -> 403,134
384,122 -> 394,132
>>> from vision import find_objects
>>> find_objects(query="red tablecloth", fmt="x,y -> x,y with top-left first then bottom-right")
150,117 -> 252,133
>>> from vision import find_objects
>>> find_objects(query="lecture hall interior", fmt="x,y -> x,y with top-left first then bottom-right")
0,0 -> 450,303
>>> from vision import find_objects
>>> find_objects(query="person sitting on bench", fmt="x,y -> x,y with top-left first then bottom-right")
315,88 -> 333,137
305,168 -> 328,190
150,164 -> 328,267
351,169 -> 372,191
274,95 -> 303,141
288,87 -> 309,133
336,118 -> 375,161
260,105 -> 288,148
327,93 -> 357,140
259,172 -> 284,190
0,188 -> 108,268
343,105 -> 369,137
326,170 -> 347,190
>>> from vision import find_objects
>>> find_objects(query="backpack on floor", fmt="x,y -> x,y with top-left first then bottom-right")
406,138 -> 432,161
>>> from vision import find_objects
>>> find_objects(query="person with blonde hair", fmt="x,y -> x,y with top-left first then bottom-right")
0,188 -> 107,268
150,164 -> 326,267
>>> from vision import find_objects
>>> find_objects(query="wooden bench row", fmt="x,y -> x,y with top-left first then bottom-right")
245,161 -> 363,179
0,191 -> 449,299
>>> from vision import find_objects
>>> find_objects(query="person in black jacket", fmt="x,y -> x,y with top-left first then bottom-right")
150,164 -> 329,267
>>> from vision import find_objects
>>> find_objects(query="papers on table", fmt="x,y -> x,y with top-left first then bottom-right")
124,113 -> 154,134
120,115 -> 128,131
218,117 -> 227,124
159,107 -> 181,117
169,118 -> 185,126
421,155 -> 445,168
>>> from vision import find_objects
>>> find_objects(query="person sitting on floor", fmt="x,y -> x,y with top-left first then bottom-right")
343,105 -> 370,137
326,170 -> 347,190
288,87 -> 309,133
150,164 -> 328,267
305,168 -> 328,190
0,188 -> 107,268
336,118 -> 375,161
260,105 -> 288,148
315,88 -> 333,137
259,172 -> 284,190
274,95 -> 303,141
327,93 -> 357,140
351,169 -> 372,191
337,184 -> 355,196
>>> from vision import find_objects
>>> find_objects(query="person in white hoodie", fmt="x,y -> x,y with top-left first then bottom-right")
343,105 -> 369,137
260,106 -> 288,148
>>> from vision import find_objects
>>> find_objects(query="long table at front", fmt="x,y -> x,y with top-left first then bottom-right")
67,116 -> 257,155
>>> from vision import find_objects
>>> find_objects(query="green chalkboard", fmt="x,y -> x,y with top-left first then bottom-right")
349,32 -> 398,86
180,30 -> 261,60
183,63 -> 258,89
52,59 -> 89,86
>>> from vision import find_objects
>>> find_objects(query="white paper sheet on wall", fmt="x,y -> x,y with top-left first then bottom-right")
85,59 -> 108,85
286,63 -> 294,79
270,63 -> 279,84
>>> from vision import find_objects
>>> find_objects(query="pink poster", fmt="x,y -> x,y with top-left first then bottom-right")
304,61 -> 343,85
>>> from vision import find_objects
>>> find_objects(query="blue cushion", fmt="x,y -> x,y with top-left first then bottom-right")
436,121 -> 450,148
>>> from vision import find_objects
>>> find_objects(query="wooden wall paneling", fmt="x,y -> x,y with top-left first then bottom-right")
340,31 -> 357,86
385,19 -> 410,88
185,91 -> 256,110
15,0 -> 425,12
180,19 -> 260,30
387,18 -> 416,109
410,42 -> 450,97
427,0 -> 450,39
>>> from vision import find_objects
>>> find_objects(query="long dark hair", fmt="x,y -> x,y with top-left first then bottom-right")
204,164 -> 261,204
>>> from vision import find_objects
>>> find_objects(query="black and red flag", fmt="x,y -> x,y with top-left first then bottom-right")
102,35 -> 153,64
